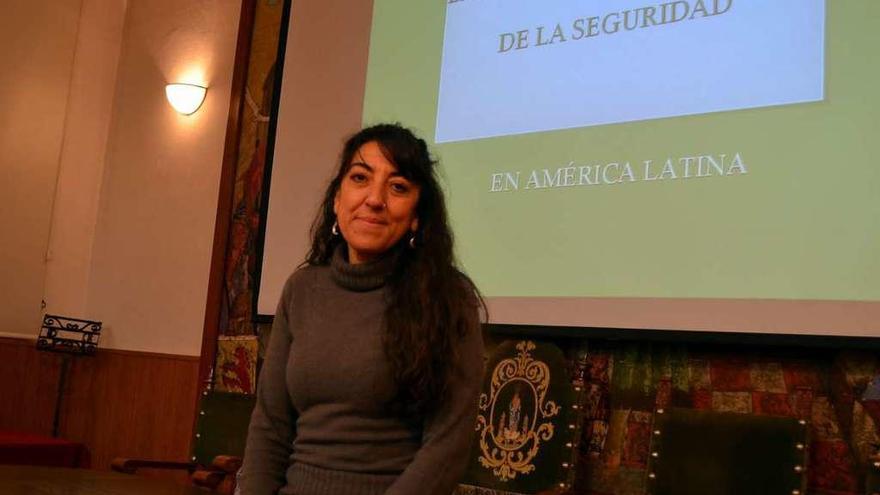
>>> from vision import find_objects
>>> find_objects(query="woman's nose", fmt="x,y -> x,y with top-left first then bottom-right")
364,184 -> 386,209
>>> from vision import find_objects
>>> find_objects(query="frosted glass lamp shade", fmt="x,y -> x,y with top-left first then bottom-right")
165,83 -> 207,115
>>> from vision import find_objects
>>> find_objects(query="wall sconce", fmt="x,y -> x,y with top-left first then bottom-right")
165,83 -> 207,115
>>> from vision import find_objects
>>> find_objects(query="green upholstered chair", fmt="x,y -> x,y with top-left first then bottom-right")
646,408 -> 809,495
112,391 -> 255,494
457,339 -> 579,495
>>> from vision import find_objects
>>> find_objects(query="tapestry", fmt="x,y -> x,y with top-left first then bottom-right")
219,0 -> 284,340
571,343 -> 879,495
215,335 -> 258,394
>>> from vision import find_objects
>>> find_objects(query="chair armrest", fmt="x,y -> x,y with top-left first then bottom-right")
192,469 -> 226,489
110,457 -> 196,474
192,456 -> 242,494
211,455 -> 243,473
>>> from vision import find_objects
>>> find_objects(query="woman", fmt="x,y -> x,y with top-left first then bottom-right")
238,123 -> 485,495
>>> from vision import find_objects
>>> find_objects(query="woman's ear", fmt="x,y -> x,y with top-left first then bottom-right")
410,217 -> 419,232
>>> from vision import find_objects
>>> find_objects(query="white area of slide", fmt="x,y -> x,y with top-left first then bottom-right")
435,0 -> 825,143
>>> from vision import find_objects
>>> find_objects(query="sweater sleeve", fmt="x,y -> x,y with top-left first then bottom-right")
385,312 -> 485,495
237,276 -> 298,495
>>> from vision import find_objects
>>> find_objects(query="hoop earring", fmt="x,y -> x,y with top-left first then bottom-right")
331,220 -> 339,236
409,232 -> 417,249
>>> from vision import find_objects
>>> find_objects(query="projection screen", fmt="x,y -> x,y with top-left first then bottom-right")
256,0 -> 880,338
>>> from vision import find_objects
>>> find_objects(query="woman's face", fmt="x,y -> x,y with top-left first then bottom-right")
334,141 -> 420,264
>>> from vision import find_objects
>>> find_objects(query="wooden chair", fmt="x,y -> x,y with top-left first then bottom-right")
646,408 -> 809,495
457,339 -> 579,495
112,391 -> 255,494
868,445 -> 880,495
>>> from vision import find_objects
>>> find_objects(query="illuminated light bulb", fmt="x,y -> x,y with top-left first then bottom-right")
165,83 -> 207,115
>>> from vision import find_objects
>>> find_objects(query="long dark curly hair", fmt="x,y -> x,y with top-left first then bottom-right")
305,123 -> 485,414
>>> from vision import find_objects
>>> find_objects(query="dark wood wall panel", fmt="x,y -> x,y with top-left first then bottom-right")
0,337 -> 62,434
0,337 -> 199,476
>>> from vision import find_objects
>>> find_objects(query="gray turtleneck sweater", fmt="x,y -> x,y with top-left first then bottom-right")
238,248 -> 484,495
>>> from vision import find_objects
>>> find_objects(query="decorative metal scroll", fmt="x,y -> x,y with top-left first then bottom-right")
476,341 -> 561,481
36,314 -> 102,356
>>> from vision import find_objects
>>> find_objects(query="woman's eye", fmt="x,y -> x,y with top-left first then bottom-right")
349,173 -> 367,183
390,182 -> 411,193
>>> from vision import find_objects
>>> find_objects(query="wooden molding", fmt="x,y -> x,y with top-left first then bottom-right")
198,0 -> 258,392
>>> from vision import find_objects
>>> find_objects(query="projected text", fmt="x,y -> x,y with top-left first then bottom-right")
498,0 -> 734,53
436,0 -> 825,143
488,152 -> 747,192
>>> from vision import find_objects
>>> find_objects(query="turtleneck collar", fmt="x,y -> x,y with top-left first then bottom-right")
330,243 -> 397,291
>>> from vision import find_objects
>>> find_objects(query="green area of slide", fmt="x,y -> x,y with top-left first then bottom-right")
362,0 -> 879,301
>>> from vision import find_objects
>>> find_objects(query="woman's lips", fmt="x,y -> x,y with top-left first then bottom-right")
354,216 -> 387,225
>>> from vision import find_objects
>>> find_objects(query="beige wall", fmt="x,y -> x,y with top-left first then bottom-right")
2,0 -> 240,357
44,0 -> 127,319
85,0 -> 240,355
0,0 -> 83,337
